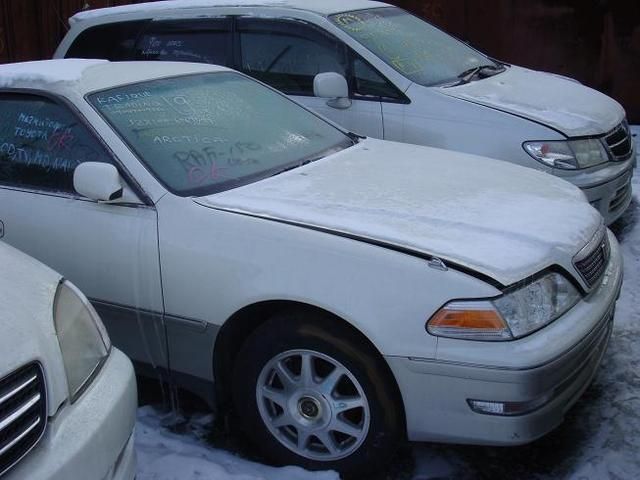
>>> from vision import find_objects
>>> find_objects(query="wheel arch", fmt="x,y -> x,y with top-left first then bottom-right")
213,299 -> 406,435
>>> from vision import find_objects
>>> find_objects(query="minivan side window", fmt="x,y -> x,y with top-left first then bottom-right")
238,19 -> 347,96
0,94 -> 111,194
134,19 -> 232,65
351,56 -> 403,101
238,18 -> 403,101
64,20 -> 147,60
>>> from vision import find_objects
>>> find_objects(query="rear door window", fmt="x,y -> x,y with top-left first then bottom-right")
134,19 -> 232,66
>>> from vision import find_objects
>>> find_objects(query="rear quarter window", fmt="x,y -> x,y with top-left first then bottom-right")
65,20 -> 148,60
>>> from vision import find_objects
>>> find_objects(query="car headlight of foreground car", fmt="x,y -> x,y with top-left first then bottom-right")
54,280 -> 111,403
523,139 -> 609,169
428,272 -> 581,340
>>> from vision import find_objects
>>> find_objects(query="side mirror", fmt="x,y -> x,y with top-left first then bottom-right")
313,72 -> 351,109
73,162 -> 123,202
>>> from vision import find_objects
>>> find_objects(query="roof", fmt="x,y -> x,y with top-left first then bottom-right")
69,0 -> 388,24
0,59 -> 108,88
0,59 -> 230,94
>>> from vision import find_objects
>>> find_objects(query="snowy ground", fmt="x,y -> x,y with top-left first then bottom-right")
135,128 -> 639,480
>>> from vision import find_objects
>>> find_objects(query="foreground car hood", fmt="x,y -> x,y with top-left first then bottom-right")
196,139 -> 602,286
0,242 -> 68,415
438,65 -> 625,137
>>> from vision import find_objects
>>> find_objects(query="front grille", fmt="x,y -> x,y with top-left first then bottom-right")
609,181 -> 632,213
574,229 -> 610,288
604,121 -> 633,161
0,363 -> 46,477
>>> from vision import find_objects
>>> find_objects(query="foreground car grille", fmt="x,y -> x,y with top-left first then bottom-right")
0,364 -> 46,477
604,121 -> 633,161
574,229 -> 610,288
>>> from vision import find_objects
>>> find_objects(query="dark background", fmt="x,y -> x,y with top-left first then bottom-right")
1,0 -> 638,122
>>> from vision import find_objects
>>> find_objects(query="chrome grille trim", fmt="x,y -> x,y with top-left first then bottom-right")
0,363 -> 47,478
0,394 -> 41,432
0,419 -> 40,457
0,375 -> 37,407
573,226 -> 610,288
604,121 -> 633,162
609,182 -> 632,213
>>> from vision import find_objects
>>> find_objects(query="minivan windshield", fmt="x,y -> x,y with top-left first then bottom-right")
330,7 -> 499,86
89,72 -> 352,196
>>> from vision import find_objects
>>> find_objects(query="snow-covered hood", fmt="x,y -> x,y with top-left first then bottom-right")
439,66 -> 625,137
195,139 -> 602,286
0,242 -> 68,415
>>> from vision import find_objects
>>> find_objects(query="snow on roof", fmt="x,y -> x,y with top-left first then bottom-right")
0,59 -> 108,88
69,0 -> 386,24
0,60 -> 232,96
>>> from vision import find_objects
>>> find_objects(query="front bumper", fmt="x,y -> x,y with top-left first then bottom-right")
583,168 -> 633,226
6,349 -> 137,480
387,233 -> 623,445
552,138 -> 635,226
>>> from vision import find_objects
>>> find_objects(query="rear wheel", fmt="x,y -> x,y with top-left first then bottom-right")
231,309 -> 404,475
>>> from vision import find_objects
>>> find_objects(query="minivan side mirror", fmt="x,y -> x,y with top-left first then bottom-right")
313,72 -> 352,109
73,162 -> 123,202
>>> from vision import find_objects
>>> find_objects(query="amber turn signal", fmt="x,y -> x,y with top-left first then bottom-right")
427,301 -> 512,340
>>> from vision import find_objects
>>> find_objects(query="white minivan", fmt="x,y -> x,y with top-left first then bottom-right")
55,0 -> 635,225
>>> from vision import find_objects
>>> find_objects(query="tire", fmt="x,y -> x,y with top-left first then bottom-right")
231,308 -> 404,476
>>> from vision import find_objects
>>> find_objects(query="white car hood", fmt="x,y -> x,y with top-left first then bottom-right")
438,65 -> 625,137
0,242 -> 68,415
195,139 -> 602,286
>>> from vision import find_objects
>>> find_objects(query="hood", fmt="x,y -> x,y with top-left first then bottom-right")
438,65 -> 625,137
0,241 -> 68,415
195,139 -> 602,286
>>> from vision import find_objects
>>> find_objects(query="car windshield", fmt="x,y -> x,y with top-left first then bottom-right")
330,7 -> 498,86
88,72 -> 352,196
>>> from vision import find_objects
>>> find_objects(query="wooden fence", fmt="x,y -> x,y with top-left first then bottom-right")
0,0 -> 638,122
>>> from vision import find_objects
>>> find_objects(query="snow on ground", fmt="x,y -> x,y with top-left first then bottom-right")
136,406 -> 339,480
135,130 -> 639,480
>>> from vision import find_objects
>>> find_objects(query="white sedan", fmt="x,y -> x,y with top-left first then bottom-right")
0,59 -> 622,475
0,240 -> 136,480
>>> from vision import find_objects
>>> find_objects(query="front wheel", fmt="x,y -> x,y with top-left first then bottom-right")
231,310 -> 404,476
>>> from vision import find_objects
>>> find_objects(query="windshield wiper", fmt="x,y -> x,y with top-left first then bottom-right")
270,158 -> 316,178
346,131 -> 365,143
269,136 -> 357,178
456,64 -> 505,84
265,46 -> 291,73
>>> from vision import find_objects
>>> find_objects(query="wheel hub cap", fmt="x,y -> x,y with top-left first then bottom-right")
256,349 -> 371,461
298,396 -> 322,420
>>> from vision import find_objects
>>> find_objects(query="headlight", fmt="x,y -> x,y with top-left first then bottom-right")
492,272 -> 581,337
428,273 -> 581,340
53,280 -> 111,402
523,139 -> 609,169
